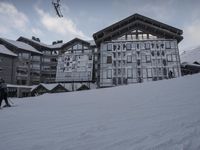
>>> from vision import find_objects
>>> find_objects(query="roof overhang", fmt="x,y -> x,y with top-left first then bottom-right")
93,13 -> 183,47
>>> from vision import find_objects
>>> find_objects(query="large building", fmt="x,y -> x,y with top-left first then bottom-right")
93,14 -> 183,87
0,13 -> 183,88
17,36 -> 64,83
0,38 -> 42,85
56,38 -> 94,83
0,44 -> 17,84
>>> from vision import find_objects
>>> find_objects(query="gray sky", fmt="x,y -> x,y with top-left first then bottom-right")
0,0 -> 200,52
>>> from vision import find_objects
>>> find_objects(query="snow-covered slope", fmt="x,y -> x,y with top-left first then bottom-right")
1,74 -> 200,150
181,46 -> 200,63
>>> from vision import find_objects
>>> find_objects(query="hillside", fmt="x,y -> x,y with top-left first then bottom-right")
0,74 -> 200,150
181,46 -> 200,63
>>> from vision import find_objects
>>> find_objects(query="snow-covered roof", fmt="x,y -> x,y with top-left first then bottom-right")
19,37 -> 64,49
87,40 -> 96,46
31,83 -> 65,91
181,46 -> 200,63
41,83 -> 60,90
1,38 -> 42,55
0,45 -> 17,57
7,84 -> 33,89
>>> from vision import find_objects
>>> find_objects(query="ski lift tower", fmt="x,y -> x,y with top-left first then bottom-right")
52,0 -> 63,17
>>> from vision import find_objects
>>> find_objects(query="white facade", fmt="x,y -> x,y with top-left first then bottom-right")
56,44 -> 93,82
100,39 -> 181,87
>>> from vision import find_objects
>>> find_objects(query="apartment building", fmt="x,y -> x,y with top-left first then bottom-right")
0,44 -> 17,84
93,13 -> 183,87
18,36 -> 64,83
0,38 -> 42,85
56,38 -> 96,83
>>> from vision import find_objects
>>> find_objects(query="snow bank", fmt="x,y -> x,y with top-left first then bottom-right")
0,74 -> 200,150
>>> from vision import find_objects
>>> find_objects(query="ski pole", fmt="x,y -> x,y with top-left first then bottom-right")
8,98 -> 14,105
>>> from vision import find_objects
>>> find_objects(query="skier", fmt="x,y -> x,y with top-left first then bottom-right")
0,79 -> 11,108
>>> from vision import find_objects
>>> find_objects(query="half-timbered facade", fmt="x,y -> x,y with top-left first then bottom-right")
56,38 -> 95,83
93,13 -> 183,87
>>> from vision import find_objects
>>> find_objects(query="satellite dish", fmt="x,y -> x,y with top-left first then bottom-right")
52,0 -> 63,17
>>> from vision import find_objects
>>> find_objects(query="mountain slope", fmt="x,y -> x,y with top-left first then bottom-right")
0,74 -> 200,150
181,46 -> 200,63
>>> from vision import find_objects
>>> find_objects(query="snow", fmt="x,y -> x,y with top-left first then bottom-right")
19,37 -> 64,49
1,74 -> 200,150
1,38 -> 42,55
0,44 -> 17,57
180,46 -> 200,63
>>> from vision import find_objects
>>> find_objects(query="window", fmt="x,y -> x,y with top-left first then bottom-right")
118,69 -> 121,75
147,68 -> 152,77
118,52 -> 121,58
146,55 -> 151,63
77,44 -> 82,49
88,55 -> 92,60
107,43 -> 112,51
161,51 -> 165,56
113,61 -> 116,67
151,51 -> 155,56
113,44 -> 117,51
136,43 -> 140,49
171,41 -> 176,49
123,43 -> 126,50
113,69 -> 117,76
167,54 -> 172,62
127,55 -> 132,63
137,60 -> 140,66
127,68 -> 133,78
137,69 -> 141,76
141,43 -> 145,49
157,51 -> 160,56
107,56 -> 112,64
126,43 -> 131,50
137,51 -> 140,57
132,43 -> 136,50
172,55 -> 177,61
156,44 -> 159,49
113,53 -> 116,58
145,43 -> 150,49
107,69 -> 112,79
73,44 -> 78,50
163,59 -> 167,66
88,63 -> 92,68
165,41 -> 171,49
151,43 -> 155,49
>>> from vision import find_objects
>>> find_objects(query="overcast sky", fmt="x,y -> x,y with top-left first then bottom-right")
0,0 -> 200,52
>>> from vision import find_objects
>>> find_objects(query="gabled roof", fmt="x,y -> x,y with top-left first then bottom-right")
93,13 -> 183,46
0,44 -> 17,57
62,38 -> 90,49
17,36 -> 64,50
0,38 -> 42,55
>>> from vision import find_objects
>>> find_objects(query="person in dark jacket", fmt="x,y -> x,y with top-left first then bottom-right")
0,79 -> 11,108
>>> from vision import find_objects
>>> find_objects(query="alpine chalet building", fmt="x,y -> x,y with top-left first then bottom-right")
93,13 -> 183,87
56,38 -> 95,84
